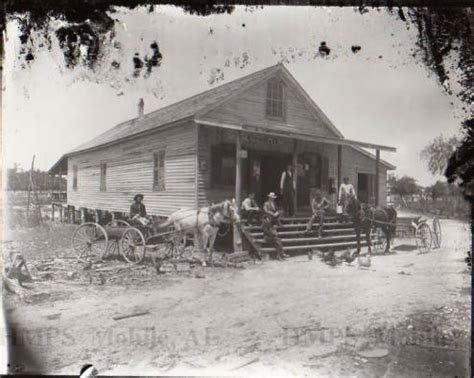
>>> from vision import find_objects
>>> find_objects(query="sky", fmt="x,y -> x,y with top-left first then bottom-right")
2,5 -> 466,186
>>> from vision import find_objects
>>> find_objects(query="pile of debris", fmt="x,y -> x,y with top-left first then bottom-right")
3,243 -> 254,302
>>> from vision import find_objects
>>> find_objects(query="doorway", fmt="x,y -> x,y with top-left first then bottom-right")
259,153 -> 291,206
358,173 -> 375,205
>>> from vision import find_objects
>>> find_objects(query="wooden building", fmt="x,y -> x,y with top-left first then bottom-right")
49,64 -> 395,220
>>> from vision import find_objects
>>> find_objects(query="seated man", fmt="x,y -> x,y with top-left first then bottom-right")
305,190 -> 330,237
241,192 -> 260,224
261,214 -> 289,260
130,193 -> 150,227
263,192 -> 282,226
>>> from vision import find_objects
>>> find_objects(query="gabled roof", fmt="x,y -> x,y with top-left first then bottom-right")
69,64 -> 283,154
49,63 -> 395,174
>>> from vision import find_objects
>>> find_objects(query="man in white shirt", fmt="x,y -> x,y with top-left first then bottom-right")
241,192 -> 260,224
338,177 -> 356,222
280,164 -> 296,217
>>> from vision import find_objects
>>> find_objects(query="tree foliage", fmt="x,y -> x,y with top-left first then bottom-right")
7,166 -> 66,191
420,134 -> 459,176
445,118 -> 474,200
389,175 -> 420,200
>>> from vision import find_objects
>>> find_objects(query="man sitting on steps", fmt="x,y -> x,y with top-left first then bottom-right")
241,192 -> 260,225
261,213 -> 289,260
305,190 -> 330,237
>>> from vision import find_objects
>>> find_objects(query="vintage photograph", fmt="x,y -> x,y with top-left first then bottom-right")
2,3 -> 472,376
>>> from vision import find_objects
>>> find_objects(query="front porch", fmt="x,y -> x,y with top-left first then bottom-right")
196,123 -> 394,211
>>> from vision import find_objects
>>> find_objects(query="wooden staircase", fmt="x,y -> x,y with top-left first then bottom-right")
241,215 -> 372,258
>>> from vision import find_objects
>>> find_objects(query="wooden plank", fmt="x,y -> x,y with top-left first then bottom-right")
337,145 -> 342,194
234,131 -> 243,252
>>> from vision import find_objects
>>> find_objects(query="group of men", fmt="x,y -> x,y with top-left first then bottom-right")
128,165 -> 357,261
240,164 -> 357,260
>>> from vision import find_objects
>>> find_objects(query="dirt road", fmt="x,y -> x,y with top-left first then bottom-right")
4,218 -> 471,376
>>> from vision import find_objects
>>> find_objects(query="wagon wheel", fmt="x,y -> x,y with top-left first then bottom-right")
103,240 -> 119,260
106,219 -> 131,227
71,222 -> 109,260
120,227 -> 146,264
371,227 -> 387,254
432,216 -> 442,249
415,222 -> 432,253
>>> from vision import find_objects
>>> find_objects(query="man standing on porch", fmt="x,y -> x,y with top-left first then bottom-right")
280,164 -> 296,217
338,177 -> 357,223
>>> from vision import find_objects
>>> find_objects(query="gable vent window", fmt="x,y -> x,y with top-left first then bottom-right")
100,162 -> 107,192
266,78 -> 285,120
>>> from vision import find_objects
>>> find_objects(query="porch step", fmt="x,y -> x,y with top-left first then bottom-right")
241,218 -> 373,258
279,216 -> 340,223
248,227 -> 356,238
244,222 -> 353,232
254,234 -> 370,246
260,241 -> 371,254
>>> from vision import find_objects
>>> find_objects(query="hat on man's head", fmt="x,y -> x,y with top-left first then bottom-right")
267,192 -> 277,199
134,193 -> 144,201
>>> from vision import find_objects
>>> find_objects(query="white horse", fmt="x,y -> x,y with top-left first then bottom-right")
158,200 -> 239,263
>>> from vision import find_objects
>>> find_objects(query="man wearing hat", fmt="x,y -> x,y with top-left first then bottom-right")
130,194 -> 150,226
338,177 -> 356,223
263,192 -> 281,226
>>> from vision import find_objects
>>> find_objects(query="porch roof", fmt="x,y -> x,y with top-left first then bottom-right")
195,119 -> 396,170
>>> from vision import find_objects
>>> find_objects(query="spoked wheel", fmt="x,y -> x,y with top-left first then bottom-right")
103,240 -> 119,260
71,222 -> 109,260
120,227 -> 146,264
106,219 -> 131,227
432,216 -> 442,249
371,227 -> 387,254
415,222 -> 432,253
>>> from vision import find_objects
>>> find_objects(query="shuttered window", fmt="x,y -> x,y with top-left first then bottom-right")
72,165 -> 78,190
100,162 -> 107,192
265,78 -> 285,120
153,150 -> 166,191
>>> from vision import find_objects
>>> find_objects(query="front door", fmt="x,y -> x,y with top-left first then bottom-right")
259,153 -> 290,206
358,173 -> 375,205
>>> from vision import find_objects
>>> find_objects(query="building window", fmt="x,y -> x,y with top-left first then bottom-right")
211,145 -> 235,187
100,162 -> 107,192
72,165 -> 78,190
266,78 -> 285,120
153,150 -> 166,191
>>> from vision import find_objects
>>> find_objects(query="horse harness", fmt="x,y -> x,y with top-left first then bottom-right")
358,206 -> 396,228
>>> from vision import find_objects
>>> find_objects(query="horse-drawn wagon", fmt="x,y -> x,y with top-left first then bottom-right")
70,200 -> 239,265
394,215 -> 442,253
71,219 -> 183,264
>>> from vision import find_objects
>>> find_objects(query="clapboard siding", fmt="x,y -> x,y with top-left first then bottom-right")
67,121 -> 198,216
340,146 -> 388,207
200,76 -> 338,138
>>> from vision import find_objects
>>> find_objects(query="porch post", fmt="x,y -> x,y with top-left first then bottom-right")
292,139 -> 298,212
337,145 -> 342,193
375,149 -> 380,206
235,131 -> 242,211
233,131 -> 243,252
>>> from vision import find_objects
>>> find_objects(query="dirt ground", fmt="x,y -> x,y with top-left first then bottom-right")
3,216 -> 471,376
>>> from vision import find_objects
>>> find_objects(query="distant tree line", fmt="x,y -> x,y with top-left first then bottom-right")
7,164 -> 66,191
